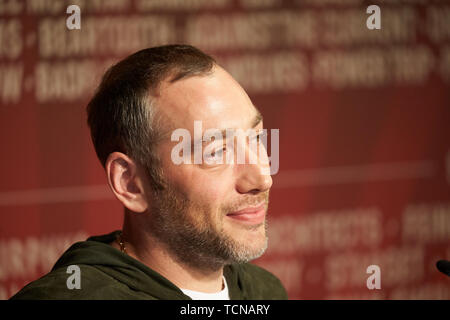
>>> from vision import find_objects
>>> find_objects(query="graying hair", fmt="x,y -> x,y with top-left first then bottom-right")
87,44 -> 216,190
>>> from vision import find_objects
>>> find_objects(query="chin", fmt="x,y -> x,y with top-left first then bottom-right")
228,227 -> 267,257
233,237 -> 268,264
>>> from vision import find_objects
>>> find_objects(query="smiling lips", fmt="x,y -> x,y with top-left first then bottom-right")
226,203 -> 266,225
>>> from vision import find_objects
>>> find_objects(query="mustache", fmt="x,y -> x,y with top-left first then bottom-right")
222,191 -> 270,214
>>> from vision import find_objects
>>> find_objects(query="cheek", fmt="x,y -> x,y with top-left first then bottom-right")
198,172 -> 232,197
159,145 -> 235,208
192,179 -> 225,207
186,175 -> 233,220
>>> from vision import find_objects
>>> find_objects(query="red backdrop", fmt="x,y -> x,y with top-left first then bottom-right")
1,0 -> 449,299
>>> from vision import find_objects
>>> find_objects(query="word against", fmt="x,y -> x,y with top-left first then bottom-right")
66,265 -> 81,289
66,5 -> 81,30
366,5 -> 381,30
171,121 -> 279,175
366,265 -> 381,290
179,304 -> 270,317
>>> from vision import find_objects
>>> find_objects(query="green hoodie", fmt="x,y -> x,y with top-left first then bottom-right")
10,231 -> 288,300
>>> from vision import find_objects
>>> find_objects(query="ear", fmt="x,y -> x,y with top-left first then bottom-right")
105,152 -> 149,213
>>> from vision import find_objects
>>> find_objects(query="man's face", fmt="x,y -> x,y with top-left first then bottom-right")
146,66 -> 273,269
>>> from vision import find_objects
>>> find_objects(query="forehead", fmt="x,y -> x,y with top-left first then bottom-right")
154,66 -> 259,133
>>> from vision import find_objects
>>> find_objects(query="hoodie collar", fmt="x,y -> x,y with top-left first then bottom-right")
52,231 -> 245,300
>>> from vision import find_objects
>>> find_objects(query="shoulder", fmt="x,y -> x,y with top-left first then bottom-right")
10,264 -> 153,300
232,263 -> 288,300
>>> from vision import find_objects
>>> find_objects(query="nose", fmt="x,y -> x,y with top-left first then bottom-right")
236,166 -> 272,194
235,143 -> 273,194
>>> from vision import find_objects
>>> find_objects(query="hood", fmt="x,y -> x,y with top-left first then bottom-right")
51,230 -> 245,300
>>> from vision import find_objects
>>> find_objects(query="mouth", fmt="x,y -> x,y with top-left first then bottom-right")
226,202 -> 266,225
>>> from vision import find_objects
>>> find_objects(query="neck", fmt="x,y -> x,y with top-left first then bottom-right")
114,214 -> 224,293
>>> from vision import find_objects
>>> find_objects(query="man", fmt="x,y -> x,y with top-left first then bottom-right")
11,44 -> 287,300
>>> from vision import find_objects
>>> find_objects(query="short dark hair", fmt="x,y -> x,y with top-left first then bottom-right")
87,44 -> 216,190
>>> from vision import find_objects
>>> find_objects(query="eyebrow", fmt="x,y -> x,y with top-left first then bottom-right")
252,110 -> 263,128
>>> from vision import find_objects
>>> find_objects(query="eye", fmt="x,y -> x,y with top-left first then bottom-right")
250,132 -> 265,143
213,147 -> 226,157
204,147 -> 226,161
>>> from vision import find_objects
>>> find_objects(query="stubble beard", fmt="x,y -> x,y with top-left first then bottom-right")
148,183 -> 269,271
